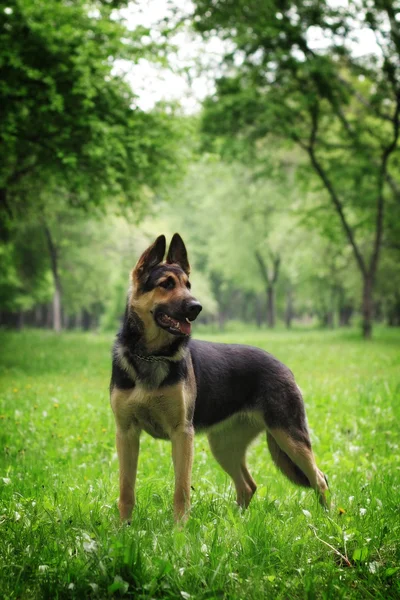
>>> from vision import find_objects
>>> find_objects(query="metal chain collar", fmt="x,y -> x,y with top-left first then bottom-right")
132,353 -> 169,363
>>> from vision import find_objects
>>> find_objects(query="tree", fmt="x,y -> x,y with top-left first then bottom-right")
169,155 -> 303,328
0,217 -> 54,327
0,0 -> 183,228
192,0 -> 400,338
0,197 -> 111,331
0,0 -> 188,329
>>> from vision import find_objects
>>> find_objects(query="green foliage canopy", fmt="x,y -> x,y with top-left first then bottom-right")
192,0 -> 400,336
0,0 -> 182,220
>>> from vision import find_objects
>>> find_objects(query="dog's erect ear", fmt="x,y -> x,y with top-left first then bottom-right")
166,233 -> 190,275
134,235 -> 166,280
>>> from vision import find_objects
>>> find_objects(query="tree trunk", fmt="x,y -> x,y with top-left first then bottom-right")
303,97 -> 399,340
254,250 -> 280,329
218,311 -> 227,331
0,188 -> 10,240
255,296 -> 263,328
17,310 -> 24,330
387,292 -> 400,326
321,310 -> 334,328
34,305 -> 42,327
266,285 -> 275,328
53,287 -> 62,333
362,276 -> 373,340
44,303 -> 52,328
285,287 -> 293,329
337,288 -> 353,326
75,311 -> 82,329
339,305 -> 353,326
44,224 -> 62,333
82,309 -> 92,331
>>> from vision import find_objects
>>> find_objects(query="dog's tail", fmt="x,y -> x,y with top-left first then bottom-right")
266,432 -> 311,488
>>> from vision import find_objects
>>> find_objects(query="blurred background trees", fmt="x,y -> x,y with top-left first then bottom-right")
193,0 -> 400,338
0,0 -> 399,336
0,0 -> 183,330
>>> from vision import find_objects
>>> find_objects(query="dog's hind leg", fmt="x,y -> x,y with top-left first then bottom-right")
241,463 -> 257,494
208,415 -> 264,508
267,428 -> 329,508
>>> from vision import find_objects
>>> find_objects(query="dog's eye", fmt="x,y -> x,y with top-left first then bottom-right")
186,281 -> 191,290
159,277 -> 175,290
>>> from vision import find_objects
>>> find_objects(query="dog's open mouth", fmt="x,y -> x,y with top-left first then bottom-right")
156,312 -> 192,336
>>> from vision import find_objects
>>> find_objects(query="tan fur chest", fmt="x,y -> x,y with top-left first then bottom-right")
111,383 -> 187,440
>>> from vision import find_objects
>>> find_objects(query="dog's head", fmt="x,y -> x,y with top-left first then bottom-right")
130,234 -> 202,339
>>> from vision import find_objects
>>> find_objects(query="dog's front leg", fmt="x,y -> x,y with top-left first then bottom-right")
116,426 -> 140,521
171,426 -> 194,523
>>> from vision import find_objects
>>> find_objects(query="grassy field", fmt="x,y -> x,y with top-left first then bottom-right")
0,327 -> 399,599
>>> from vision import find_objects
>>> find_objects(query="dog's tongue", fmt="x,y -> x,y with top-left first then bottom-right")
179,319 -> 191,335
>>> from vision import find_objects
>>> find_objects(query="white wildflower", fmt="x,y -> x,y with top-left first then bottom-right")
83,539 -> 97,553
79,532 -> 98,553
39,565 -> 49,573
368,561 -> 380,574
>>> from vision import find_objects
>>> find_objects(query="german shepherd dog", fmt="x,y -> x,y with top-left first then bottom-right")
110,234 -> 329,523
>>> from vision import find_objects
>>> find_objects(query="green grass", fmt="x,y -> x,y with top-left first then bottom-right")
0,327 -> 399,599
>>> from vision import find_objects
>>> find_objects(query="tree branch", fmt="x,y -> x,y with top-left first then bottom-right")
337,75 -> 395,123
369,90 -> 400,277
386,172 -> 400,201
307,146 -> 367,276
298,108 -> 368,277
254,250 -> 270,286
309,103 -> 319,149
293,37 -> 399,202
43,222 -> 61,290
383,2 -> 400,64
270,253 -> 281,284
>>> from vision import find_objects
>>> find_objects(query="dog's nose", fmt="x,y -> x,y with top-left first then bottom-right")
187,301 -> 202,321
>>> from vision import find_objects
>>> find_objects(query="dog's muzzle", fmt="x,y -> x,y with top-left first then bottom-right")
155,300 -> 202,336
